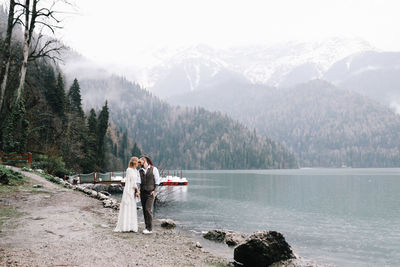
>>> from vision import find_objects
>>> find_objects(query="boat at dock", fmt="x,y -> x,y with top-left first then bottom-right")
73,170 -> 188,186
159,175 -> 188,186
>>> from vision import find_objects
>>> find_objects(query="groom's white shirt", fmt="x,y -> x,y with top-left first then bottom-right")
137,165 -> 160,187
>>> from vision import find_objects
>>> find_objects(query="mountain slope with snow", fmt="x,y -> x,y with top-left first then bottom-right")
137,37 -> 374,97
324,51 -> 400,112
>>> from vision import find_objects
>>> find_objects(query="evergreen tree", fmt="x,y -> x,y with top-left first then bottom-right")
61,79 -> 87,172
87,109 -> 97,136
1,100 -> 29,153
54,73 -> 66,118
131,142 -> 142,157
82,109 -> 98,172
43,66 -> 57,113
97,101 -> 109,170
68,78 -> 84,117
119,130 -> 128,164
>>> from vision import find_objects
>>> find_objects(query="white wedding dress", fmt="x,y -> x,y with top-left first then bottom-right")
114,168 -> 138,232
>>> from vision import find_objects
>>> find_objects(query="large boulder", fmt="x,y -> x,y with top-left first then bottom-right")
234,231 -> 295,267
92,184 -> 108,192
107,184 -> 123,194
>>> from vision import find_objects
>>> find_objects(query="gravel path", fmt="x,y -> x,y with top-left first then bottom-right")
0,169 -> 229,267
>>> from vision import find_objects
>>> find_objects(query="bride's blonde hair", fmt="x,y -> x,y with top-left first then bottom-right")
129,157 -> 139,168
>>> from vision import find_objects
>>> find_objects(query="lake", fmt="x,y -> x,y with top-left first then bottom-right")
153,168 -> 400,266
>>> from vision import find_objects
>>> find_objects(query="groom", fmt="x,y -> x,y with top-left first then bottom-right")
137,156 -> 160,234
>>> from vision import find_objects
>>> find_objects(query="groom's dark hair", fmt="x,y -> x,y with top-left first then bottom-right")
141,155 -> 153,167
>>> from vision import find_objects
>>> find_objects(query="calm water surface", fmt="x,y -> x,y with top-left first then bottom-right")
154,168 -> 400,266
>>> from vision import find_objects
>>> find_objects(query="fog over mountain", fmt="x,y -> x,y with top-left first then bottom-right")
61,50 -> 297,170
324,51 -> 400,112
61,36 -> 400,168
169,80 -> 400,167
134,37 -> 373,97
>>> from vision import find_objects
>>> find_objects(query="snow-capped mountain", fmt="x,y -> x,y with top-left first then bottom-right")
137,37 -> 374,97
149,44 -> 249,98
221,37 -> 374,86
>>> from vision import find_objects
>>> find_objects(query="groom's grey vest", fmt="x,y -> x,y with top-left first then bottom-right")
140,167 -> 155,192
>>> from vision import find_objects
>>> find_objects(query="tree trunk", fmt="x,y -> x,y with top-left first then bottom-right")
16,45 -> 29,102
16,0 -> 32,103
0,0 -> 16,114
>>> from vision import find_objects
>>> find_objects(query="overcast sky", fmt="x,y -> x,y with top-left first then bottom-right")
48,0 -> 400,65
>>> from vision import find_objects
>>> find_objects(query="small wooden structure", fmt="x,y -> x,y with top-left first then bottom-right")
0,152 -> 32,166
76,172 -> 125,186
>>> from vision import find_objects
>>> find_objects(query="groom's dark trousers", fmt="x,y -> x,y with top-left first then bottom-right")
139,167 -> 156,231
140,190 -> 155,231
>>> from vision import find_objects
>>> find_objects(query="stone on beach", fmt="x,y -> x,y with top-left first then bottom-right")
82,184 -> 94,190
102,199 -> 113,208
97,192 -> 109,200
102,198 -> 119,210
100,191 -> 111,196
92,184 -> 108,192
202,229 -> 246,246
234,231 -> 295,267
90,190 -> 98,198
83,188 -> 92,195
225,232 -> 246,247
160,219 -> 176,229
107,184 -> 123,194
203,229 -> 227,242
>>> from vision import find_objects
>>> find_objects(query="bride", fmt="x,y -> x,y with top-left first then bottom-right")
114,157 -> 140,232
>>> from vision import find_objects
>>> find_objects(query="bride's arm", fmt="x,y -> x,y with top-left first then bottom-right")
132,170 -> 140,196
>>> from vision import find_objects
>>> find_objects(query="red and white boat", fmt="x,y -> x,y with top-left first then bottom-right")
160,175 -> 188,186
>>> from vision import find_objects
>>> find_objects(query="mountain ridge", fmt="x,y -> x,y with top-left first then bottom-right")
74,75 -> 297,169
124,37 -> 374,97
169,79 -> 400,167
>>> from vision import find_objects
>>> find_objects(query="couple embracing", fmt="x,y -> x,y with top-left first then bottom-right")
114,156 -> 160,234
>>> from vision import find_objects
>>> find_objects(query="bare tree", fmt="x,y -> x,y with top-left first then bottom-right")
0,0 -> 21,114
154,186 -> 176,209
15,0 -> 66,104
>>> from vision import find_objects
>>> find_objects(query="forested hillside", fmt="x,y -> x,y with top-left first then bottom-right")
0,43 -> 114,174
78,76 -> 297,169
0,4 -> 129,174
0,4 -> 297,172
170,80 -> 400,167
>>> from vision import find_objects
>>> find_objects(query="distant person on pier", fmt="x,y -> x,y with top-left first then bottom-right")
114,157 -> 140,232
137,156 -> 160,234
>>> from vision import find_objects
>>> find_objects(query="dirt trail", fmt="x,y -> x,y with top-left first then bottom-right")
0,169 -> 228,267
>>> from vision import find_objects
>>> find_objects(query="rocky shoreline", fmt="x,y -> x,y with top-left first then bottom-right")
0,167 -> 333,267
56,173 -> 334,266
0,167 -> 229,267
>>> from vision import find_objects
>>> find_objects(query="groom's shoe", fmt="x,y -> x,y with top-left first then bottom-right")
142,229 -> 152,235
